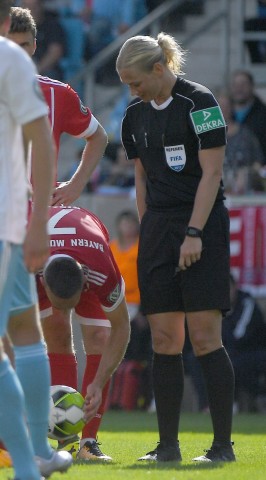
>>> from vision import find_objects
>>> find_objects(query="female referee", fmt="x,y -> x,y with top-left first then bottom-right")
116,32 -> 235,463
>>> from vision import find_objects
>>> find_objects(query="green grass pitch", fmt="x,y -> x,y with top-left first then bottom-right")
0,411 -> 265,480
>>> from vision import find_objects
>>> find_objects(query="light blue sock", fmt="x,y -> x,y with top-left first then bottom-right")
0,355 -> 40,480
14,341 -> 53,459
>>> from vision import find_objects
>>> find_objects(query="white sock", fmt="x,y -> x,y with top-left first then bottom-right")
80,438 -> 96,448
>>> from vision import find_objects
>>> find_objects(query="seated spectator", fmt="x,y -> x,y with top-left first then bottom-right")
244,0 -> 266,63
21,0 -> 66,80
83,0 -> 147,85
146,0 -> 204,14
230,70 -> 266,165
44,0 -> 89,89
85,0 -> 146,57
62,142 -> 135,196
107,210 -> 153,410
96,145 -> 135,195
44,0 -> 90,17
110,210 -> 140,319
222,274 -> 266,412
105,86 -> 131,144
217,91 -> 264,194
44,0 -> 91,32
146,0 -> 205,34
134,0 -> 148,23
146,0 -> 165,11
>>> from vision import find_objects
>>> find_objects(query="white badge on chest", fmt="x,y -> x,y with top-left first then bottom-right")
164,144 -> 186,172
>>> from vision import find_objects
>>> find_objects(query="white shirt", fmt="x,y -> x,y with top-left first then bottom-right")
0,37 -> 48,244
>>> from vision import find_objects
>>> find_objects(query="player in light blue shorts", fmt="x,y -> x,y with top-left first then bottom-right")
0,2 -> 72,477
0,240 -> 73,478
0,242 -> 37,336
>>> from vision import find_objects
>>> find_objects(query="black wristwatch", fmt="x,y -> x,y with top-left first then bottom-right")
185,226 -> 203,239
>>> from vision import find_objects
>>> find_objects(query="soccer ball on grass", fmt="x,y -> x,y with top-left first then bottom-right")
48,385 -> 85,440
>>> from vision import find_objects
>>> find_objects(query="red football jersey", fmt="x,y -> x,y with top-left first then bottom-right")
37,206 -> 124,321
38,75 -> 98,176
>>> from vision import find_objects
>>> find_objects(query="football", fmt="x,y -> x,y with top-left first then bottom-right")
48,385 -> 85,440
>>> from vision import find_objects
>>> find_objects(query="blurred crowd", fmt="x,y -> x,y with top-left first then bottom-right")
13,1 -> 205,83
13,0 -> 164,83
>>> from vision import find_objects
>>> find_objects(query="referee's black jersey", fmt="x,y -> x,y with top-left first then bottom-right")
122,77 -> 227,210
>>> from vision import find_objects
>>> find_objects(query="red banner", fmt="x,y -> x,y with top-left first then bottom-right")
229,206 -> 266,295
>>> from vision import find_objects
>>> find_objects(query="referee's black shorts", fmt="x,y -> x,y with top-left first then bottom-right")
137,204 -> 230,316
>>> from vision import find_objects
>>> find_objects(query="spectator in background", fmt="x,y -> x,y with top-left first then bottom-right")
96,145 -> 135,195
217,90 -> 264,194
244,0 -> 266,63
85,0 -> 133,57
66,144 -> 135,195
44,0 -> 90,18
146,0 -> 164,11
108,210 -> 153,411
105,86 -> 131,145
146,0 -> 204,12
110,210 -> 140,320
83,0 -> 148,84
134,0 -> 149,22
230,70 -> 266,165
21,0 -> 66,80
43,1 -> 89,89
222,274 -> 266,413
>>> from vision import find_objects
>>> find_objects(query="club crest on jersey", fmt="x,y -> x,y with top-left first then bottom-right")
107,284 -> 121,304
79,99 -> 89,115
191,106 -> 225,134
164,144 -> 186,172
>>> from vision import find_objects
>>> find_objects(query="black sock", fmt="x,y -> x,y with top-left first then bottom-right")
198,347 -> 235,444
152,353 -> 184,444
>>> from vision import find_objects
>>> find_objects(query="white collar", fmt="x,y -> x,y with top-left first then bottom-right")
150,96 -> 173,110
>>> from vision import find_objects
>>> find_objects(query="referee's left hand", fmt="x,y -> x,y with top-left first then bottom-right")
179,236 -> 202,270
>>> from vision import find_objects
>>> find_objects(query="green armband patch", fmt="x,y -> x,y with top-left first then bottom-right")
191,106 -> 225,134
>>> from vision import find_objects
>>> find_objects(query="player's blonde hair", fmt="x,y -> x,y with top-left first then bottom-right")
116,32 -> 186,75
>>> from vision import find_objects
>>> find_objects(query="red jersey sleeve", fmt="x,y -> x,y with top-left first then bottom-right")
61,84 -> 98,138
38,76 -> 98,149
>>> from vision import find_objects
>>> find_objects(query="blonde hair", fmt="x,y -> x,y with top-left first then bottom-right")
116,32 -> 186,75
